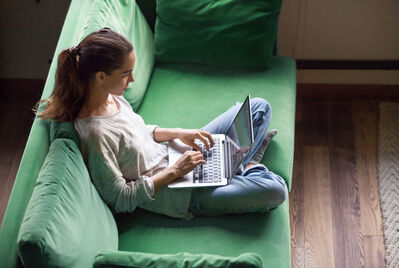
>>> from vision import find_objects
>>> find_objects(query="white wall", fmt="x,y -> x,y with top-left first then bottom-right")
0,0 -> 70,80
0,0 -> 398,84
278,0 -> 399,84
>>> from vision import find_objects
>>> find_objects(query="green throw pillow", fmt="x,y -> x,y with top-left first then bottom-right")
47,120 -> 80,145
17,139 -> 118,268
93,251 -> 263,268
154,0 -> 282,70
36,104 -> 80,145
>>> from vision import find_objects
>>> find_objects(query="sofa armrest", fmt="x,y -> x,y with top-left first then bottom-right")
93,250 -> 263,268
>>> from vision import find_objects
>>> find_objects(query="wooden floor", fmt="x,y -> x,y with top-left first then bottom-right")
0,80 -> 43,228
290,88 -> 395,268
0,82 -> 396,267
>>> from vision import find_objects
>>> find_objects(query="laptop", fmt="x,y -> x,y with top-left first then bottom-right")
167,95 -> 254,188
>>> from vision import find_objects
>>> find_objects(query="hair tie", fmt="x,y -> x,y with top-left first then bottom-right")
68,46 -> 80,57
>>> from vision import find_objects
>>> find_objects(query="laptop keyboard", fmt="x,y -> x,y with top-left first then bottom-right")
193,137 -> 222,183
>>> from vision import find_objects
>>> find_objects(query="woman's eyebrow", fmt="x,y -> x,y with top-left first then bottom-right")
122,69 -> 133,74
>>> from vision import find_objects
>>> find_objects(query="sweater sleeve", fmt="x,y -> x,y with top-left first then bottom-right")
145,124 -> 158,141
86,135 -> 155,213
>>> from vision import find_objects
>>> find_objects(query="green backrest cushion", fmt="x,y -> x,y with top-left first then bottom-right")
82,0 -> 155,111
17,139 -> 118,268
40,0 -> 154,111
118,0 -> 156,111
154,0 -> 282,70
93,251 -> 263,268
73,0 -> 155,111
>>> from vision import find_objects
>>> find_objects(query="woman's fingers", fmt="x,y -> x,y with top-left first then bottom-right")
180,129 -> 214,152
185,150 -> 202,159
191,152 -> 206,167
192,156 -> 206,166
191,152 -> 204,161
195,159 -> 206,166
201,130 -> 215,148
188,151 -> 205,161
191,142 -> 202,152
198,130 -> 215,151
198,136 -> 209,151
181,151 -> 205,170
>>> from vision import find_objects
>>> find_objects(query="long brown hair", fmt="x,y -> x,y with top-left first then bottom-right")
35,27 -> 133,121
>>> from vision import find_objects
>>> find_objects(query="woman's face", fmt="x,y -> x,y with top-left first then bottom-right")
102,51 -> 135,96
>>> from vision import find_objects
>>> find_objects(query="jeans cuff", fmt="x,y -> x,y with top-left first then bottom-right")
242,164 -> 267,176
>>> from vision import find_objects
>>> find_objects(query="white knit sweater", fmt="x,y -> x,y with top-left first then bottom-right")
74,95 -> 192,219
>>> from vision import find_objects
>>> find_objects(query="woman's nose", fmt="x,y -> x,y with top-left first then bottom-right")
129,72 -> 135,82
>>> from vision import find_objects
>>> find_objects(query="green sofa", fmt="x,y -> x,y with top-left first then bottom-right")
0,0 -> 296,267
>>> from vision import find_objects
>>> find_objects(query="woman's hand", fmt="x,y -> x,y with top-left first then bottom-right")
171,151 -> 206,178
177,129 -> 215,152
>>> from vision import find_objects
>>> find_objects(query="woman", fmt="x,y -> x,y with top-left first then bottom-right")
37,27 -> 287,219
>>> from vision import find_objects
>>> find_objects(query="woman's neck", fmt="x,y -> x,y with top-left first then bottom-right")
78,85 -> 118,118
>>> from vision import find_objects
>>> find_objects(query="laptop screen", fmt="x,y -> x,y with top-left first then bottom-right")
226,95 -> 254,175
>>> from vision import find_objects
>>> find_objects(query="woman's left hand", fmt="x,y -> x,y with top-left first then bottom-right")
177,129 -> 215,152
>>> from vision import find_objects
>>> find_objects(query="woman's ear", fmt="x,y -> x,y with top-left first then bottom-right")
95,71 -> 106,85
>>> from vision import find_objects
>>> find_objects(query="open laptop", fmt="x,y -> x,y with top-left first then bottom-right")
167,95 -> 254,188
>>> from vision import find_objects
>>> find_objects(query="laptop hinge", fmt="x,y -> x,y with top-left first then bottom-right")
223,139 -> 231,179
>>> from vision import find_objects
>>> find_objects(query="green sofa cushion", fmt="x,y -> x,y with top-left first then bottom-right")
93,251 -> 263,268
154,0 -> 282,70
137,56 -> 296,190
31,52 -> 294,268
115,56 -> 295,267
116,202 -> 291,268
17,139 -> 118,268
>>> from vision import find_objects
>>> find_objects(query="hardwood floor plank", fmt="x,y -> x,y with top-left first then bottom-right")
290,122 -> 305,247
0,162 -> 18,230
0,132 -> 25,228
363,235 -> 386,268
353,101 -> 384,236
303,102 -> 328,146
291,98 -> 305,267
0,101 -> 19,165
328,103 -> 364,268
0,120 -> 32,229
291,246 -> 305,268
303,146 -> 335,268
0,81 -> 41,228
0,164 -> 12,221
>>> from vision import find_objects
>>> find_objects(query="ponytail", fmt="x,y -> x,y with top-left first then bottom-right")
35,47 -> 87,121
34,27 -> 133,121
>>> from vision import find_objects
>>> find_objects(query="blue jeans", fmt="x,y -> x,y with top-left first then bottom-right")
189,98 -> 288,216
